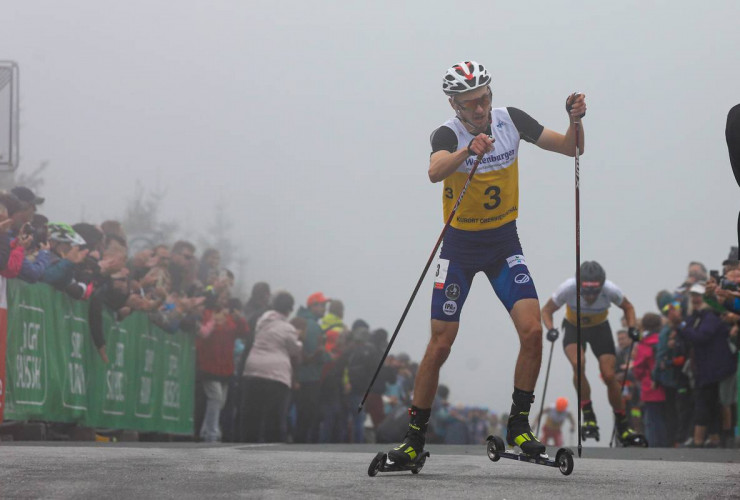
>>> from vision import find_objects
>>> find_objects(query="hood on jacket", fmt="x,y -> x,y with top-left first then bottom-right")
256,310 -> 287,331
641,331 -> 660,346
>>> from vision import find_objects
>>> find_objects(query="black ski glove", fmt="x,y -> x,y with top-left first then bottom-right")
628,327 -> 641,342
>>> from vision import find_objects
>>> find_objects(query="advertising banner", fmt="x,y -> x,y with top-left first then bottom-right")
3,281 -> 193,434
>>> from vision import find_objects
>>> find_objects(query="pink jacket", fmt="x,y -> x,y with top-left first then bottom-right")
243,310 -> 302,388
632,331 -> 666,403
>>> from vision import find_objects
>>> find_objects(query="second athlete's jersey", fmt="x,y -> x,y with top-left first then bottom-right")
551,277 -> 624,327
430,107 -> 543,231
543,407 -> 568,429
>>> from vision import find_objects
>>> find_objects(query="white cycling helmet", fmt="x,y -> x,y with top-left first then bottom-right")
47,222 -> 87,246
442,61 -> 491,96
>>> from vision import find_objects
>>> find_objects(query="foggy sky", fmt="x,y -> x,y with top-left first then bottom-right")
2,1 -> 739,440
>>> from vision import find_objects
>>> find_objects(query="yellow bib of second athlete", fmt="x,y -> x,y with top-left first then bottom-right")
440,109 -> 522,231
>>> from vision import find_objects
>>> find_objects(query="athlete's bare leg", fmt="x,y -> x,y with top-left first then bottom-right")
411,320 -> 459,408
564,343 -> 591,400
598,354 -> 624,412
509,298 -> 543,391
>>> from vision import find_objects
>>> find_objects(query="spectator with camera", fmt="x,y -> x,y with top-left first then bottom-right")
680,283 -> 737,447
705,267 -> 740,448
168,240 -> 197,294
675,261 -> 708,318
17,213 -> 51,283
6,187 -> 38,236
195,290 -> 245,442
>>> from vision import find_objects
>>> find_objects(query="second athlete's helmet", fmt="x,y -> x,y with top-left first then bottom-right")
555,397 -> 568,412
580,261 -> 606,292
442,61 -> 491,96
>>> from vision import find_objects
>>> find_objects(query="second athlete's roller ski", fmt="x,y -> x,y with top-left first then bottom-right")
367,451 -> 431,477
485,435 -> 575,475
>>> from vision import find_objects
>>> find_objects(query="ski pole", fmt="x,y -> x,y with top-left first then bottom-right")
574,118 -> 583,458
610,341 -> 635,447
535,338 -> 555,436
357,151 -> 486,412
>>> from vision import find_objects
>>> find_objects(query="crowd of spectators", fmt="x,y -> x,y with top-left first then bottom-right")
0,185 -> 737,448
0,185 -> 502,444
617,254 -> 739,448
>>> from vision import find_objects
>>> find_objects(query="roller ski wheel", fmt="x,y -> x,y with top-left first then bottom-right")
366,450 -> 431,477
581,423 -> 600,442
485,435 -> 575,476
555,448 -> 575,475
486,435 -> 505,461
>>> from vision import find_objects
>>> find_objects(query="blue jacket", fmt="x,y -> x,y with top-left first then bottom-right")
42,252 -> 75,290
18,250 -> 51,283
653,324 -> 690,389
680,308 -> 737,387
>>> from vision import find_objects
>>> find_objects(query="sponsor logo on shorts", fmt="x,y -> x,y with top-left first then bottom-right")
507,255 -> 526,268
514,273 -> 531,284
434,282 -> 444,289
443,301 -> 457,316
445,283 -> 461,300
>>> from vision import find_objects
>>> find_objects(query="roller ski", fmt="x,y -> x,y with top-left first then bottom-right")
484,389 -> 574,476
486,435 -> 574,476
367,450 -> 430,477
580,403 -> 600,442
368,406 -> 431,477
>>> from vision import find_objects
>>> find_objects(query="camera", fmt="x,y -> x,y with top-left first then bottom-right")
22,223 -> 48,248
720,278 -> 740,292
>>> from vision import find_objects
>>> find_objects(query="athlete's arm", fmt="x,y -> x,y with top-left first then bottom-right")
619,296 -> 637,329
429,149 -> 472,183
428,134 -> 493,183
541,298 -> 561,331
535,93 -> 587,156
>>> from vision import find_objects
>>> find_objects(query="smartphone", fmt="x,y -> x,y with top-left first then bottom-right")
710,269 -> 721,282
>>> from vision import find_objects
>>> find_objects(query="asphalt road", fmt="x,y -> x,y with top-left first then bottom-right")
0,443 -> 738,499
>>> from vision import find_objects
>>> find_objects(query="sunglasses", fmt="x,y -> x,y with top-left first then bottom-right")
455,88 -> 492,111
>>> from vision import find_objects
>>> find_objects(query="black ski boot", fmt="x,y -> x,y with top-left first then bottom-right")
506,388 -> 546,457
581,401 -> 600,441
615,413 -> 648,447
387,406 -> 430,466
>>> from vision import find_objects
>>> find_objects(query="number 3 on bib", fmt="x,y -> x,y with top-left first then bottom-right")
483,185 -> 501,210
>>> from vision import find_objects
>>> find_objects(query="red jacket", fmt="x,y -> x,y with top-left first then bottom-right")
0,239 -> 24,279
632,331 -> 666,403
196,309 -> 240,378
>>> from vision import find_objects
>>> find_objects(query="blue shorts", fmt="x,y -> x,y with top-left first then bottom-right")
431,221 -> 538,322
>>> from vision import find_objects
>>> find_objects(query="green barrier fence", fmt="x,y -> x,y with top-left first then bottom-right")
3,281 -> 194,434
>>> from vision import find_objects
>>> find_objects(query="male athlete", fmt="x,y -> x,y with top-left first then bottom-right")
541,261 -> 646,446
535,397 -> 575,447
387,61 -> 587,465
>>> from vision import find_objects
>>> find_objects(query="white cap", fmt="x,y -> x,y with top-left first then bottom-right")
689,283 -> 706,295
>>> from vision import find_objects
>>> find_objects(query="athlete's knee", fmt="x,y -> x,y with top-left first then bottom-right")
425,337 -> 452,365
601,369 -> 617,385
517,321 -> 542,354
426,322 -> 457,364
